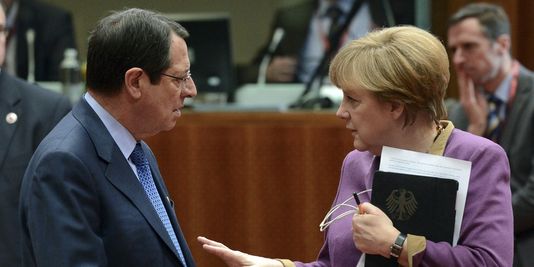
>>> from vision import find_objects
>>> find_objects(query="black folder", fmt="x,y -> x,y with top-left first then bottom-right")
365,171 -> 459,266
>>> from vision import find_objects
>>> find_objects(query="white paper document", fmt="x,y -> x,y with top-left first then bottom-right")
379,146 -> 472,246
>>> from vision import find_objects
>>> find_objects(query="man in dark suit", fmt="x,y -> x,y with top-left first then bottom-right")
446,3 -> 534,266
237,0 -> 414,85
20,8 -> 197,266
0,2 -> 71,265
2,0 -> 76,81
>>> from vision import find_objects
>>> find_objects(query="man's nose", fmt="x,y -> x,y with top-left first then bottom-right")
452,48 -> 465,66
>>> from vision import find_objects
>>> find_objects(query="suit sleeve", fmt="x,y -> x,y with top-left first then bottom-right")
22,151 -> 106,267
512,153 -> 534,233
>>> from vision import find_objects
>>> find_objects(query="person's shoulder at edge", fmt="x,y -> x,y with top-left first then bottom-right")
5,73 -> 72,121
18,79 -> 69,106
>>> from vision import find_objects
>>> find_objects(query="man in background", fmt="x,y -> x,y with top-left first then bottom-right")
20,8 -> 197,266
2,0 -> 76,81
446,3 -> 534,266
0,1 -> 71,265
237,0 -> 414,85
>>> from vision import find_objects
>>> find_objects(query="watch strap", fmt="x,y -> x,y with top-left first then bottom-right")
390,233 -> 407,258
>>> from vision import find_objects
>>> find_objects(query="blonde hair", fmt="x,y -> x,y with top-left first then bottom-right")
329,26 -> 449,126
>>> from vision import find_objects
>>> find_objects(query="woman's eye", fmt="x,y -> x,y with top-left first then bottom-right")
346,95 -> 359,103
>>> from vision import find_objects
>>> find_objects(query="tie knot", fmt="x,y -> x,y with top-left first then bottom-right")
487,94 -> 503,105
130,143 -> 147,167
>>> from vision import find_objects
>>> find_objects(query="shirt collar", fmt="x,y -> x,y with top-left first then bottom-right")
84,93 -> 137,160
490,72 -> 513,103
430,120 -> 455,156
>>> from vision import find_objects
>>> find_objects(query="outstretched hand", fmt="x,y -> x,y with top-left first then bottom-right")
197,236 -> 283,267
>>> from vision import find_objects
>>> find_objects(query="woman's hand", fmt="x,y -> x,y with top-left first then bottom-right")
352,202 -> 400,258
197,236 -> 284,267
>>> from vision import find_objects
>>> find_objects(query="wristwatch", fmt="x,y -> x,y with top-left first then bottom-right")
390,233 -> 407,259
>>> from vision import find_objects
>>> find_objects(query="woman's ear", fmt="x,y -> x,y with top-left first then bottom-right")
389,101 -> 405,120
124,68 -> 144,99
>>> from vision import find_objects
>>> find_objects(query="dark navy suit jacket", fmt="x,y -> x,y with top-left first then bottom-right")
19,98 -> 195,267
0,70 -> 70,266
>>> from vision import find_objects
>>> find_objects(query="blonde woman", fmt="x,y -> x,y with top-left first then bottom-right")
199,26 -> 513,267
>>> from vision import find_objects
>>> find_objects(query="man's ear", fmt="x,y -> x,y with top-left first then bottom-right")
124,68 -> 144,99
495,34 -> 511,55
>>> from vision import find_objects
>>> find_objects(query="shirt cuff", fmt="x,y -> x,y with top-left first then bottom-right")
406,234 -> 426,267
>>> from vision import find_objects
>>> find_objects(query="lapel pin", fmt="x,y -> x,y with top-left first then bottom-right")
6,112 -> 18,124
166,196 -> 174,207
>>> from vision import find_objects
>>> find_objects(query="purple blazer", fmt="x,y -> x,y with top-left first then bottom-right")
295,128 -> 513,267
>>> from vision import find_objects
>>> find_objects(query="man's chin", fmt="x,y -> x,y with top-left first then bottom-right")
163,121 -> 177,132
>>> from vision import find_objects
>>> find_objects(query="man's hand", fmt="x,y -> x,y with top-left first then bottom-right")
266,56 -> 297,82
457,69 -> 488,136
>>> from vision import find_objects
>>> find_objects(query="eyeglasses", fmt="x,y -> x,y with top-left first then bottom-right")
160,70 -> 191,88
319,189 -> 372,232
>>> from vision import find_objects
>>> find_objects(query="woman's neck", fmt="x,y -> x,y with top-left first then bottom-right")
388,117 -> 439,154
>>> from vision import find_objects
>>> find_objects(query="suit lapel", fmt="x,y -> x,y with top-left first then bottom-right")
71,99 -> 184,262
501,67 -> 532,149
0,72 -> 22,169
104,151 -> 182,260
146,147 -> 194,265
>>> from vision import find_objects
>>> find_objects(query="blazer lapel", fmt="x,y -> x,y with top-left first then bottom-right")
71,99 -> 183,262
0,72 -> 21,169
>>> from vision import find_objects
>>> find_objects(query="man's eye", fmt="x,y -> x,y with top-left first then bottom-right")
463,43 -> 476,51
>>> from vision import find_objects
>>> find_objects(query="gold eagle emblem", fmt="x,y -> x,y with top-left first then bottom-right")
385,189 -> 417,221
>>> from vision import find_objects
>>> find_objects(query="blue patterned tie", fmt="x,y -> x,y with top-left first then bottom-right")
485,94 -> 503,142
130,143 -> 187,266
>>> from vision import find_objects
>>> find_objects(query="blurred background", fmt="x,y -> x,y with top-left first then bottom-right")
39,0 -> 534,101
